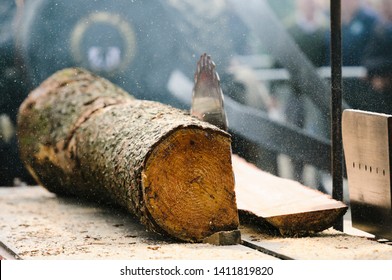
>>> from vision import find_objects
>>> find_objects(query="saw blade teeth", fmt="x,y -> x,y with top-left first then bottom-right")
215,71 -> 220,82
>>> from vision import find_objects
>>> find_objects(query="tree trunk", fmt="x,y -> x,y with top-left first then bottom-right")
17,68 -> 239,242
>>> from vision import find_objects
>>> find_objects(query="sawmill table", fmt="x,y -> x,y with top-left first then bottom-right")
1,185 -> 392,260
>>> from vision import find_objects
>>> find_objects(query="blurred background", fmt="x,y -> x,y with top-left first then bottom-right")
1,0 -> 392,197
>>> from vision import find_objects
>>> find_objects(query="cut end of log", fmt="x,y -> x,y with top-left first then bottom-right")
142,127 -> 239,242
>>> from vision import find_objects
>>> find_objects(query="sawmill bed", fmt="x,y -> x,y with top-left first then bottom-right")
1,186 -> 392,260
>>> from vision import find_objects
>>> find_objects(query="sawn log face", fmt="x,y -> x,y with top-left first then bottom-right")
17,68 -> 239,242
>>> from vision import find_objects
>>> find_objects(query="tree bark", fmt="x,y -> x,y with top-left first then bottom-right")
17,68 -> 239,242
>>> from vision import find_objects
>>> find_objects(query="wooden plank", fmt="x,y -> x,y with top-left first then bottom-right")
0,186 -> 274,260
232,155 -> 348,236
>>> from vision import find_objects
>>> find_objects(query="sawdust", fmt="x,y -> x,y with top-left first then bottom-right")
0,186 -> 273,260
1,186 -> 392,259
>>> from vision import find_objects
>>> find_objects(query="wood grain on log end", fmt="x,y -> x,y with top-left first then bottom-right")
143,127 -> 238,242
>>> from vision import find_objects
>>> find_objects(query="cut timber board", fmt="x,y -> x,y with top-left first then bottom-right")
232,155 -> 348,236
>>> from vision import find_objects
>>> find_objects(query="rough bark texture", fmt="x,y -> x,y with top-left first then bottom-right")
17,68 -> 239,242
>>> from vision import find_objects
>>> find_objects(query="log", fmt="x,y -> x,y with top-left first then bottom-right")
17,68 -> 239,242
232,155 -> 348,236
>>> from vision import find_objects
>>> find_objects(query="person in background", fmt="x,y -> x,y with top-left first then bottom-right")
361,0 -> 392,114
374,0 -> 392,22
282,0 -> 327,184
286,0 -> 328,67
326,0 -> 380,66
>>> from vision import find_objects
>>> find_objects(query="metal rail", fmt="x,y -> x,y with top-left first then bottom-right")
330,0 -> 344,231
225,96 -> 331,172
242,239 -> 294,260
248,66 -> 366,81
0,240 -> 22,260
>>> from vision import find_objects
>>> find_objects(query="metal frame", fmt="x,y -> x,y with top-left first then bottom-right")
330,0 -> 344,231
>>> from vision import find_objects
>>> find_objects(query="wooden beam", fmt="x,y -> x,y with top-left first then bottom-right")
232,155 -> 347,236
